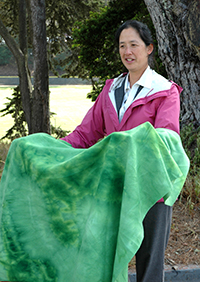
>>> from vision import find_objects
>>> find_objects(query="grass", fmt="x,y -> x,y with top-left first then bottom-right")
49,85 -> 93,134
0,85 -> 93,139
0,84 -> 94,179
0,141 -> 10,179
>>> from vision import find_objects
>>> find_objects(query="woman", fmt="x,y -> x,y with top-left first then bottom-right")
62,20 -> 182,282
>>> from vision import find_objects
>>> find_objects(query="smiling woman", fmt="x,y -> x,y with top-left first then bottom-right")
60,19 -> 186,282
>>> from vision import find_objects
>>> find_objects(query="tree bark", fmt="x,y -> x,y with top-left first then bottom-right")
144,0 -> 200,127
29,0 -> 50,134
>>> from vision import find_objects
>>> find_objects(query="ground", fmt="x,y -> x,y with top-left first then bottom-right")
128,200 -> 200,271
166,201 -> 200,266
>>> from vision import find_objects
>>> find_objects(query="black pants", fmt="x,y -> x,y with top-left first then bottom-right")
136,202 -> 172,282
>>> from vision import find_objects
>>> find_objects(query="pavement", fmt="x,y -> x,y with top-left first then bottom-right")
0,76 -> 91,85
128,265 -> 200,281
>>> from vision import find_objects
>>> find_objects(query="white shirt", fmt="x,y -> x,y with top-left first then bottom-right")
119,75 -> 142,122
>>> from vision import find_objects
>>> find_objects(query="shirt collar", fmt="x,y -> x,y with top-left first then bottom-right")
111,73 -> 126,91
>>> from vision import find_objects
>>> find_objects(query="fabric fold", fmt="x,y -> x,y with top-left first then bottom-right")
0,122 -> 189,282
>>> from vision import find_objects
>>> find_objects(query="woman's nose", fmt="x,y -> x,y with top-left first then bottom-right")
125,46 -> 132,55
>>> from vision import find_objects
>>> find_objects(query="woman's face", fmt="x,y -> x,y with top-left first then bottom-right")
119,27 -> 153,76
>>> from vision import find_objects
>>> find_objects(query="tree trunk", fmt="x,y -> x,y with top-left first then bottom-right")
144,0 -> 200,127
18,0 -> 33,133
0,5 -> 32,132
29,0 -> 50,134
0,0 -> 50,134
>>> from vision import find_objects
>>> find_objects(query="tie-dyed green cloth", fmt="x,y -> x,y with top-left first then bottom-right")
0,122 -> 189,282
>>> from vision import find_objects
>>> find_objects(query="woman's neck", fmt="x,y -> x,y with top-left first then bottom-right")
128,74 -> 141,88
128,66 -> 148,88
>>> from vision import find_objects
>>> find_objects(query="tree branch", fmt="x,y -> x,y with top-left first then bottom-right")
0,17 -> 24,63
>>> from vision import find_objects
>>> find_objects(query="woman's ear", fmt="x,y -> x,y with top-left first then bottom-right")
147,44 -> 154,55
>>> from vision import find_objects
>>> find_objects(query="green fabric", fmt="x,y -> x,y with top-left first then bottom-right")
0,122 -> 189,282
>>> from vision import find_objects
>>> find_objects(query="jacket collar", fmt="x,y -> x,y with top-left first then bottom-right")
111,66 -> 153,91
107,67 -> 173,130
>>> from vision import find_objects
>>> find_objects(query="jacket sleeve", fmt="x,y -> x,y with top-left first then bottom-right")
154,83 -> 182,134
61,86 -> 108,148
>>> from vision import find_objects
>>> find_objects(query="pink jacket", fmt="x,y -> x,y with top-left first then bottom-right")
62,77 -> 182,149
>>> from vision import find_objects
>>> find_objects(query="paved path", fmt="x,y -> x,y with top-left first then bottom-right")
128,265 -> 200,281
0,76 -> 91,85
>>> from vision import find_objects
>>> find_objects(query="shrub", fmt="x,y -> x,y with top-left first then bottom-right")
180,123 -> 200,206
0,44 -> 13,66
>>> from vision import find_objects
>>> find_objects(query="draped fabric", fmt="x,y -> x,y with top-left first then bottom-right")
0,122 -> 189,282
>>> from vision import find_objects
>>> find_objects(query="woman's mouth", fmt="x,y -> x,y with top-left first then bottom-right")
126,58 -> 134,62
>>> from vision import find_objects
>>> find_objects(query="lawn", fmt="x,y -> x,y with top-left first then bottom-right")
0,85 -> 94,139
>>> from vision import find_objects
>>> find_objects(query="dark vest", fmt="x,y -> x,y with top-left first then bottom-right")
114,78 -> 144,117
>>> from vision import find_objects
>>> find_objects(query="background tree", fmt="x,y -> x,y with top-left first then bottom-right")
45,0 -> 105,76
0,0 -> 104,136
144,0 -> 200,128
64,0 -> 166,100
29,0 -> 50,133
0,0 -> 48,134
143,0 -> 200,203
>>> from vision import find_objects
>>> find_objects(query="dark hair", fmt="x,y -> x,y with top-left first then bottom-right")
115,20 -> 154,66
